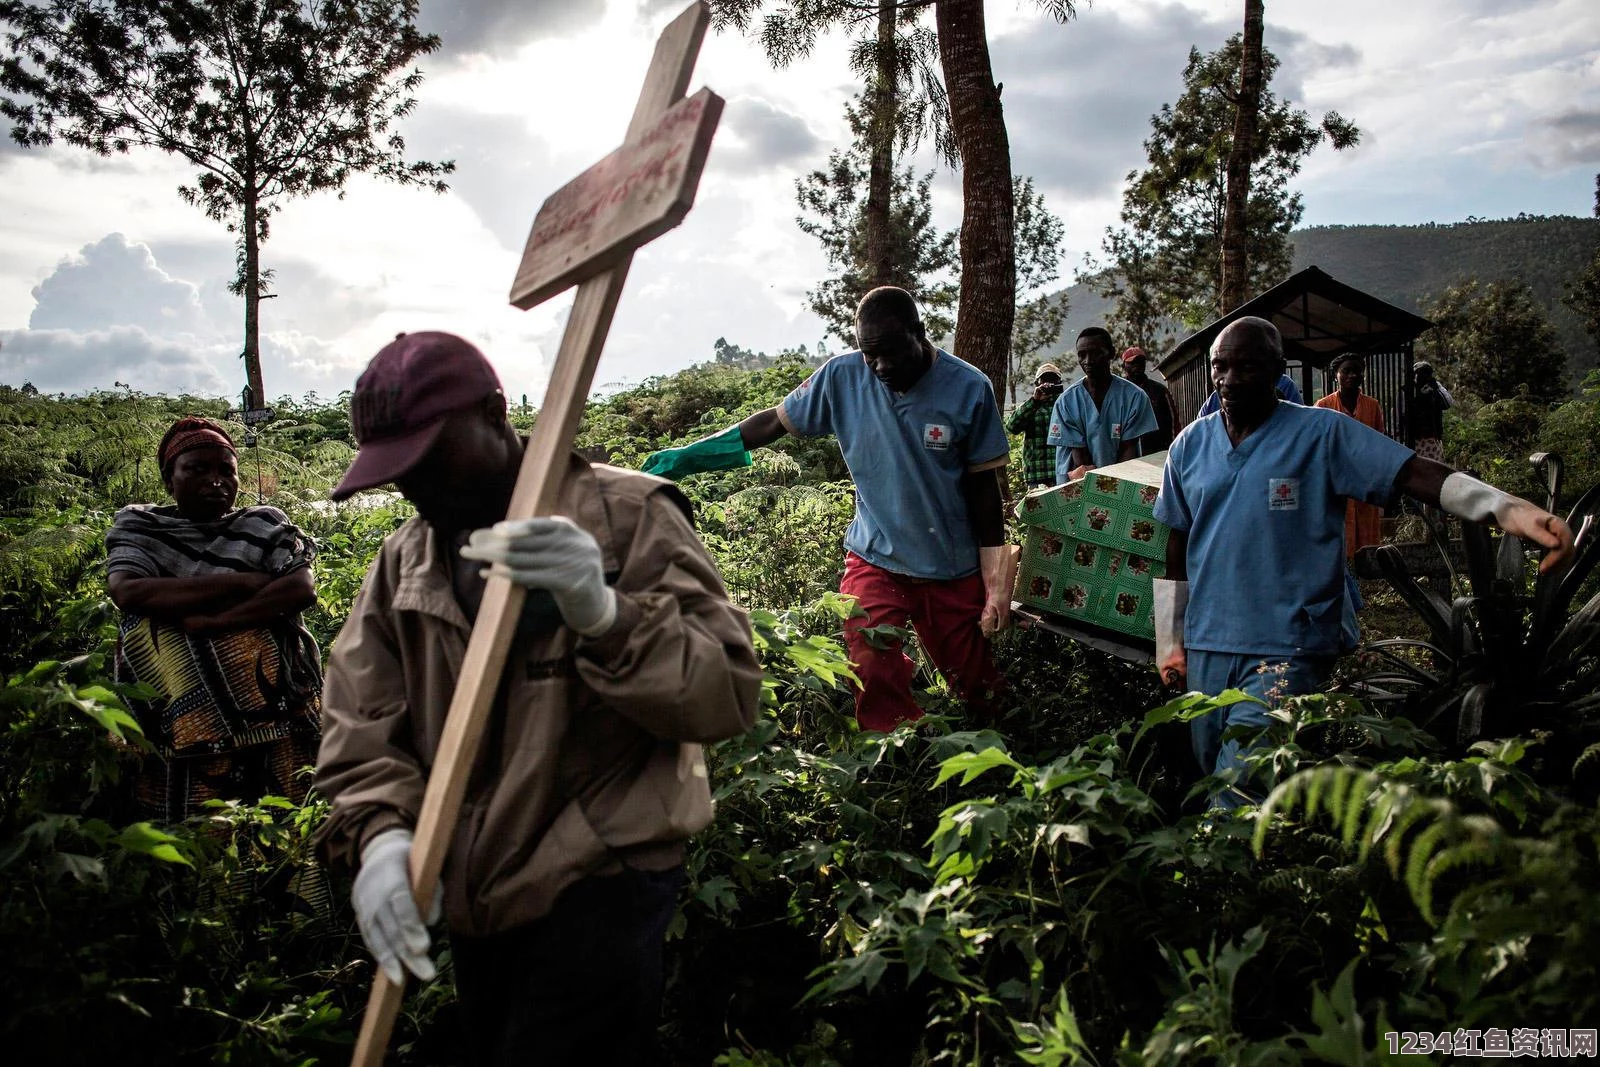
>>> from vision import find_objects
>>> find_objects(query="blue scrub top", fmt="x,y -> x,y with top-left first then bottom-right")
1154,403 -> 1412,656
1047,376 -> 1157,480
1198,373 -> 1303,417
780,350 -> 1009,581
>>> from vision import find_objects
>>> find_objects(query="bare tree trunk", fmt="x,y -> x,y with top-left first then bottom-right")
864,0 -> 897,290
936,0 -> 1013,403
1219,0 -> 1264,315
241,191 -> 265,410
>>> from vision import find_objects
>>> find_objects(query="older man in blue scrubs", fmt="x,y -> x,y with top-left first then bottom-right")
1152,317 -> 1574,808
1047,327 -> 1158,483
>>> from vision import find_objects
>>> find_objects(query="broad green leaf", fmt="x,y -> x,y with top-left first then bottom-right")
114,822 -> 193,867
933,747 -> 1021,788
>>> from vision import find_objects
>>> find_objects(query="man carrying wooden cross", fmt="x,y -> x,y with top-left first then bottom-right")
643,286 -> 1012,732
314,331 -> 761,1063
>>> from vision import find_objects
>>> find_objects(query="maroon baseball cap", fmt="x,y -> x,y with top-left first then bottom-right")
331,331 -> 503,501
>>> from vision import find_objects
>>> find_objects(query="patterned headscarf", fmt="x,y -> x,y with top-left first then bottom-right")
158,416 -> 236,473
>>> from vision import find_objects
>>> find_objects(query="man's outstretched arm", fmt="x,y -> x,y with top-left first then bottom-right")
1395,455 -> 1575,574
640,408 -> 791,482
737,408 -> 789,450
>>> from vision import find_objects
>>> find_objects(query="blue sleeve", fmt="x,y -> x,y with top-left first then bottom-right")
1046,393 -> 1085,449
1153,435 -> 1192,531
1121,386 -> 1158,439
1328,414 -> 1413,505
1198,391 -> 1219,417
1277,375 -> 1303,405
966,378 -> 1009,468
780,359 -> 836,437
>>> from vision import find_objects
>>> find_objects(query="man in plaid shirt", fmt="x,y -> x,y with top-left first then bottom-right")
1006,363 -> 1064,487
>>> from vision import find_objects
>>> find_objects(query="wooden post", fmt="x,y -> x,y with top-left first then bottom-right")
348,5 -> 721,1063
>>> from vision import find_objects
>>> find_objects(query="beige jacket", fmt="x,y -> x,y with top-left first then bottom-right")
314,456 -> 761,937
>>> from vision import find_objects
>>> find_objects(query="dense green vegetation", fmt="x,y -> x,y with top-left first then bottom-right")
2,364 -> 1598,1065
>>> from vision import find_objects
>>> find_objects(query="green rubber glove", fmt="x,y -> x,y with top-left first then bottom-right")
641,425 -> 752,481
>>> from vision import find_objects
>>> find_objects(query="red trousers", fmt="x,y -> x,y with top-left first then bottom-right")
839,552 -> 1005,732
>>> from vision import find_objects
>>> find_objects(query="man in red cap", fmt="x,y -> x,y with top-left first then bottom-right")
1119,346 -> 1180,454
314,332 -> 762,1066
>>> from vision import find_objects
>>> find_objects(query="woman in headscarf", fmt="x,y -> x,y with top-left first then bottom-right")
105,416 -> 323,821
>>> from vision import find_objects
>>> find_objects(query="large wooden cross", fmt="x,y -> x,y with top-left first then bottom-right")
350,5 -> 722,1062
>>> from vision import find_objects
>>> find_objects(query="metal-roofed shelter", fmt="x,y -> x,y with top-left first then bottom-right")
1157,266 -> 1434,439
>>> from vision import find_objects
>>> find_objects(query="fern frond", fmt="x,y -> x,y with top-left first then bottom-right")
0,523 -> 105,585
1404,820 -> 1453,921
1573,743 -> 1600,777
1256,764 -> 1516,925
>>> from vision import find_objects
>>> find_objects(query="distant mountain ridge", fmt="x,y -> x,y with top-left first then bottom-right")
1051,215 -> 1599,381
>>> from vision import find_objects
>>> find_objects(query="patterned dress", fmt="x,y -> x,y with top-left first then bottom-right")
106,504 -> 323,821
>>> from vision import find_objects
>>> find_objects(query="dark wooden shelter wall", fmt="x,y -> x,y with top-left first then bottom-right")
1168,360 -> 1210,429
1165,343 -> 1413,441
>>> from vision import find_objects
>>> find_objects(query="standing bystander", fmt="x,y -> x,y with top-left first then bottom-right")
1119,347 -> 1181,454
1314,355 -> 1388,558
106,417 -> 322,821
1406,360 -> 1454,462
1007,363 -> 1065,487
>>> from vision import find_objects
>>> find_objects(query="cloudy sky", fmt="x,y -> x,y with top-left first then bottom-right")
1,0 -> 1596,404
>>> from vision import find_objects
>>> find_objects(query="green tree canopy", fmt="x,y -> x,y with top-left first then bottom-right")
796,95 -> 1065,379
1094,36 -> 1358,330
0,0 -> 454,408
1422,278 -> 1570,405
1006,174 -> 1066,404
796,94 -> 960,345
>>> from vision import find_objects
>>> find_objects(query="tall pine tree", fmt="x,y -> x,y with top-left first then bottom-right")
1096,36 -> 1358,331
0,0 -> 453,408
796,95 -> 959,344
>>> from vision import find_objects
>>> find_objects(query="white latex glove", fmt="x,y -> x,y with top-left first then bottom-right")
353,828 -> 441,986
1438,472 -> 1575,576
978,545 -> 1015,637
459,516 -> 618,636
1153,578 -> 1188,688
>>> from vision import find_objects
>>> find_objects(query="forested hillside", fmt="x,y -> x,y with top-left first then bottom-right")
1055,215 -> 1599,379
1290,216 -> 1598,371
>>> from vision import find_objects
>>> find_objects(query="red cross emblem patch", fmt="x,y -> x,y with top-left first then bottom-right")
923,423 -> 952,451
1268,477 -> 1300,511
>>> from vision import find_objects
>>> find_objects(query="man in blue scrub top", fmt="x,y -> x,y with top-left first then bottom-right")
1047,327 -> 1158,483
1152,317 -> 1574,808
640,287 -> 1014,733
